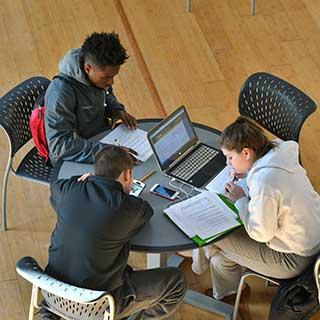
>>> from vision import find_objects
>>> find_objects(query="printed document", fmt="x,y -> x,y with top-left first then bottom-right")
206,165 -> 248,195
100,124 -> 153,162
164,191 -> 241,240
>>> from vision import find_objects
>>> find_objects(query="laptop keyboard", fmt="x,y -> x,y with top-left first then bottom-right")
170,145 -> 219,181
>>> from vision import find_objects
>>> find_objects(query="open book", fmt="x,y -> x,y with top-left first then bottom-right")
164,191 -> 242,246
99,124 -> 153,162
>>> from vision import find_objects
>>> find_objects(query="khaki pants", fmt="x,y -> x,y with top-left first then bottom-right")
192,228 -> 314,299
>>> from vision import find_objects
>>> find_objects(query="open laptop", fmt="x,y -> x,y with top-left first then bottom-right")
147,106 -> 226,188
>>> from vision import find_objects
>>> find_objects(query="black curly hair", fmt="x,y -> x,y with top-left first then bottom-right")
80,31 -> 129,67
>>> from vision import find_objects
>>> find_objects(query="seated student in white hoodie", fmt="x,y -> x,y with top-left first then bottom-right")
195,116 -> 320,300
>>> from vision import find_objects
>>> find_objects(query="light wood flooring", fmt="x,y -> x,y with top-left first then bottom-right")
1,0 -> 320,319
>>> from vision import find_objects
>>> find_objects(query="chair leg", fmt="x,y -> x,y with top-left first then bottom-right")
232,275 -> 247,320
104,295 -> 115,320
28,285 -> 39,320
2,156 -> 12,231
186,0 -> 190,12
250,0 -> 255,15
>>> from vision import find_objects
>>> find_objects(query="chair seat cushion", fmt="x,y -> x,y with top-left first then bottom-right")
16,147 -> 53,184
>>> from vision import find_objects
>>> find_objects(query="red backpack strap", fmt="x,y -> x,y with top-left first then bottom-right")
29,76 -> 77,163
30,104 -> 49,161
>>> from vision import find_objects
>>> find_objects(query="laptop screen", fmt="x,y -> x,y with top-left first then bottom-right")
148,106 -> 198,171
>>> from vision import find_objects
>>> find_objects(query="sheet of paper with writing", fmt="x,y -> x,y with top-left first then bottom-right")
164,191 -> 241,242
206,165 -> 248,195
99,124 -> 153,162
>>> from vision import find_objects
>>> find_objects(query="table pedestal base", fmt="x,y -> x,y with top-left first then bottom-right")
184,289 -> 234,320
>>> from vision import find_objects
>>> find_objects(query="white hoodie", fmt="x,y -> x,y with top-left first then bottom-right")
235,140 -> 320,256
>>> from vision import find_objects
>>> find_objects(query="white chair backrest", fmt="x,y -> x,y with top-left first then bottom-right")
16,257 -> 115,320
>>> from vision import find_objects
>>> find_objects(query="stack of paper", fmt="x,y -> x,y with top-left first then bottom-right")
99,124 -> 153,162
206,165 -> 248,195
164,191 -> 242,246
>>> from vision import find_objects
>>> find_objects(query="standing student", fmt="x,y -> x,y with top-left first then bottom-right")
41,146 -> 187,320
45,31 -> 137,164
193,116 -> 320,301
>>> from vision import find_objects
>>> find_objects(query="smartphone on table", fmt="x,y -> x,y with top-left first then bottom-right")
149,184 -> 179,200
130,179 -> 146,197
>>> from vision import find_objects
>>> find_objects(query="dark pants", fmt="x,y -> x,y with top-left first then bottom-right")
112,267 -> 188,320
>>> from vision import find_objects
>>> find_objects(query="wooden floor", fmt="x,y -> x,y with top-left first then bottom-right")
1,0 -> 320,319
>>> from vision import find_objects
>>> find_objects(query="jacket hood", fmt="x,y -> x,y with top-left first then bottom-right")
58,48 -> 90,86
250,140 -> 300,175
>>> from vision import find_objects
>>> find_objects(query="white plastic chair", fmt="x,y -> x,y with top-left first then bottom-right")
233,256 -> 320,320
16,256 -> 115,320
186,0 -> 256,15
232,270 -> 281,320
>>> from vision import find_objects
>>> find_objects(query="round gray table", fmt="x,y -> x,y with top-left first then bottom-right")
54,119 -> 235,319
54,119 -> 224,254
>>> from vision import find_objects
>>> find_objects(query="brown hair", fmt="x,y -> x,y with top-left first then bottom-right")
94,145 -> 133,179
220,116 -> 276,159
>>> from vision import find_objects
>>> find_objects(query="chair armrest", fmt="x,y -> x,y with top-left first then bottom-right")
242,269 -> 281,286
16,256 -> 108,304
314,256 -> 320,303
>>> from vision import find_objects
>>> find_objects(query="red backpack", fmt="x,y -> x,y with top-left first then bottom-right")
30,90 -> 49,162
29,76 -> 74,162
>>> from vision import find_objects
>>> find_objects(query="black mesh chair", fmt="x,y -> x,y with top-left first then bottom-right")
234,73 -> 318,319
0,77 -> 52,230
239,72 -> 317,143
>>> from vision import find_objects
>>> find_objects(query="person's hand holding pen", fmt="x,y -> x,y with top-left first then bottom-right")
229,168 -> 246,181
114,139 -> 141,165
224,169 -> 246,202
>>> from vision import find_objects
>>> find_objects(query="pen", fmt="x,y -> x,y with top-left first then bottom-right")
114,139 -> 121,146
140,170 -> 156,182
230,168 -> 238,183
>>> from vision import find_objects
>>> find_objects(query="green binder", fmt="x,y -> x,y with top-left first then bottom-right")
190,193 -> 243,246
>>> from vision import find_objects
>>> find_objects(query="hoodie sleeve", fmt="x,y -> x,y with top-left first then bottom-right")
104,86 -> 125,118
45,83 -> 105,164
235,182 -> 279,243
